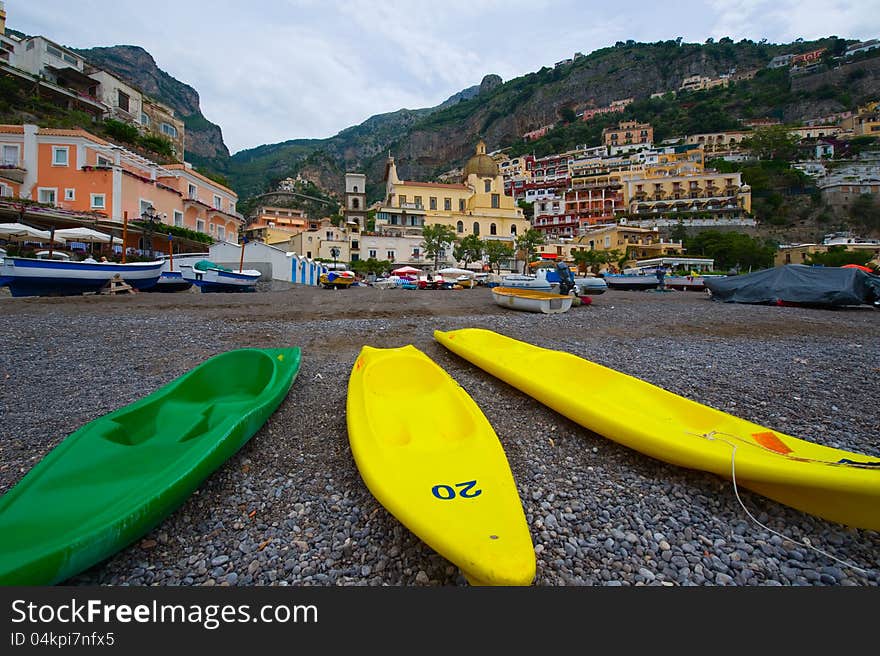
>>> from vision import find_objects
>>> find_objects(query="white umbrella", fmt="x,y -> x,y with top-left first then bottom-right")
54,227 -> 122,244
437,267 -> 476,277
0,222 -> 66,243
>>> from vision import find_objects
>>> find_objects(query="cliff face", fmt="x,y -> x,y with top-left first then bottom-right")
73,45 -> 230,160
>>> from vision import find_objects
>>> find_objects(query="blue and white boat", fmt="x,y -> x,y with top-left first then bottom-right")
0,257 -> 163,297
143,256 -> 194,293
180,262 -> 261,293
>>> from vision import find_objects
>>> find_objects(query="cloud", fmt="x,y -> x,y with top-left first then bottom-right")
7,0 -> 879,153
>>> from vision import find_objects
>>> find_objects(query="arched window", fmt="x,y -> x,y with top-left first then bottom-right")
456,220 -> 464,233
510,225 -> 517,236
484,180 -> 492,193
352,198 -> 360,209
473,222 -> 480,236
490,223 -> 497,235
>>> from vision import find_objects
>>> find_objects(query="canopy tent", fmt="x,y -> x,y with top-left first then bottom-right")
0,223 -> 66,243
54,227 -> 122,245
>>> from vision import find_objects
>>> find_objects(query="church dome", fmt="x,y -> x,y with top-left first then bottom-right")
462,140 -> 498,179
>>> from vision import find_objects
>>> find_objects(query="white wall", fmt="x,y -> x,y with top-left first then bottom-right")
208,240 -> 324,285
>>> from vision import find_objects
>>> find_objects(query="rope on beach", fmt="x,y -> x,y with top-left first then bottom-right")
692,430 -> 869,575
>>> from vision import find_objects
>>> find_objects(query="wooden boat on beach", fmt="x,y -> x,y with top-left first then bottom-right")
0,347 -> 302,585
434,328 -> 880,530
0,256 -> 163,297
346,344 -> 535,585
492,286 -> 573,314
180,261 -> 261,292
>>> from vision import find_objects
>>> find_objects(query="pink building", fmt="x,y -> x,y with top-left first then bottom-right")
0,124 -> 242,249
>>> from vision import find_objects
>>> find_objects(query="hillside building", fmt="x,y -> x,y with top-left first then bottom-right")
377,141 -> 530,260
602,120 -> 653,148
0,123 -> 241,249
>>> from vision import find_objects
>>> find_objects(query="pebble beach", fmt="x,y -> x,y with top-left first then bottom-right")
1,283 -> 878,586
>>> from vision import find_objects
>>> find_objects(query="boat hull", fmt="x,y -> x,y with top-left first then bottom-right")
664,275 -> 705,291
573,277 -> 608,295
142,271 -> 193,293
492,286 -> 573,314
499,273 -> 552,291
603,274 -> 659,291
0,347 -> 301,585
181,265 -> 261,293
346,345 -> 535,586
0,257 -> 163,297
434,328 -> 880,531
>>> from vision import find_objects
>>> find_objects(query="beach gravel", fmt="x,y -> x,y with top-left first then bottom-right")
0,283 -> 878,586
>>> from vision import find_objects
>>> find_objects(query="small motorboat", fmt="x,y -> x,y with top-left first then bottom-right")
181,260 -> 261,293
320,270 -> 356,289
491,286 -> 573,314
573,276 -> 608,295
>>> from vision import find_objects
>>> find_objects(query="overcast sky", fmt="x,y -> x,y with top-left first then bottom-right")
9,0 -> 880,154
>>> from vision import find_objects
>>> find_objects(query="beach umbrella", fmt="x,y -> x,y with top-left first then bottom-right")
392,265 -> 421,278
0,222 -> 65,243
54,227 -> 122,245
437,267 -> 475,277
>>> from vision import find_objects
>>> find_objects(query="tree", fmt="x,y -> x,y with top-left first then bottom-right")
572,249 -> 617,274
805,246 -> 873,267
483,240 -> 514,273
743,125 -> 800,161
670,219 -> 688,245
453,234 -> 484,269
685,230 -> 776,271
517,200 -> 534,220
514,229 -> 545,273
421,224 -> 458,271
560,107 -> 577,124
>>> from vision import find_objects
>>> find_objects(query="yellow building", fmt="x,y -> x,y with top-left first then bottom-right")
378,140 -> 530,244
287,218 -> 349,263
840,102 -> 880,138
574,224 -> 684,267
618,168 -> 752,219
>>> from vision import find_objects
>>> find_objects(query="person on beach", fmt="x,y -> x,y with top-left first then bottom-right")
656,264 -> 667,290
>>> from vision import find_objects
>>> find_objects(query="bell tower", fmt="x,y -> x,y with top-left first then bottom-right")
343,172 -> 367,228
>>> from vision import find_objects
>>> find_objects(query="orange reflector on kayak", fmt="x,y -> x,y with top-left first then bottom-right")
753,431 -> 793,454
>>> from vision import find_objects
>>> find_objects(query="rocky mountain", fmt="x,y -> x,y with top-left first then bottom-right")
216,36 -> 870,204
72,45 -> 230,161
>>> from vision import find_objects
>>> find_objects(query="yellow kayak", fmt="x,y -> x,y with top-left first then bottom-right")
434,328 -> 880,530
346,344 -> 535,585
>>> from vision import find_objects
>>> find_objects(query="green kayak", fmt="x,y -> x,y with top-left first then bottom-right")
0,347 -> 301,585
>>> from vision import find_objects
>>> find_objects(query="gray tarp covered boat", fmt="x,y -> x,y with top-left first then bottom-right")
704,264 -> 880,307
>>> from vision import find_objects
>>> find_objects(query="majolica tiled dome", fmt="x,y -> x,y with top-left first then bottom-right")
462,140 -> 498,179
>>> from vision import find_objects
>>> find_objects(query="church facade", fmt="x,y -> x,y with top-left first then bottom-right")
376,140 -> 531,244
